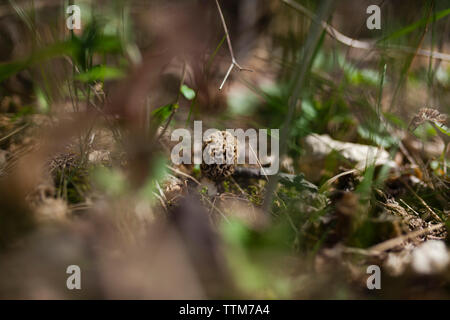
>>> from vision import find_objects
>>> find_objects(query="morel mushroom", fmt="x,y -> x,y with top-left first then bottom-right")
201,130 -> 238,181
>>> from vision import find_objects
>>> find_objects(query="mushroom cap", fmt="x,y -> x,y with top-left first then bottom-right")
200,130 -> 238,181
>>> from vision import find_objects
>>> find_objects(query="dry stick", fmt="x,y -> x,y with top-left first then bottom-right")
248,142 -> 269,181
321,169 -> 359,190
342,246 -> 383,257
402,181 -> 443,222
399,198 -> 420,216
282,0 -> 450,62
230,176 -> 249,198
201,194 -> 230,223
156,181 -> 167,201
208,196 -> 217,216
368,223 -> 446,253
166,165 -> 201,186
215,0 -> 252,90
0,0 -> 58,18
429,121 -> 450,175
0,123 -> 29,143
153,192 -> 169,214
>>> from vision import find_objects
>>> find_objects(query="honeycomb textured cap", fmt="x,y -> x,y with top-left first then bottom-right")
201,130 -> 238,181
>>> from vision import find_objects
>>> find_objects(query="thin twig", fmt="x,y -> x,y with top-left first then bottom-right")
0,0 -> 58,18
368,223 -> 446,253
153,192 -> 168,214
321,169 -> 359,190
155,181 -> 167,201
215,0 -> 253,90
248,142 -> 269,181
0,123 -> 29,143
342,246 -> 383,257
166,165 -> 201,186
262,0 -> 334,214
399,199 -> 420,216
219,62 -> 235,91
283,0 -> 450,62
402,181 -> 443,222
201,194 -> 230,223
